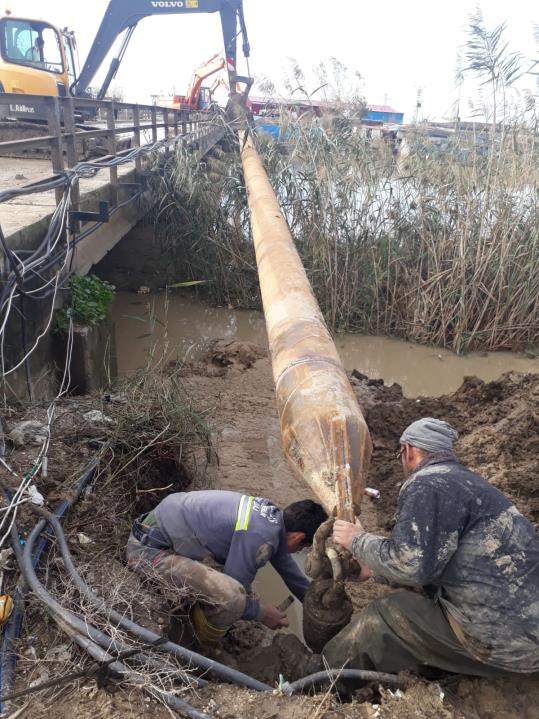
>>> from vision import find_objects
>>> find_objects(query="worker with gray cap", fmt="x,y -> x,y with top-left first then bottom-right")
323,417 -> 539,677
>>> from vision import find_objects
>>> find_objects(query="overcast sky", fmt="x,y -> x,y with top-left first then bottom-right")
11,0 -> 539,121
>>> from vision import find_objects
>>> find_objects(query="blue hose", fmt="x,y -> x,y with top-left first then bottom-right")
0,460 -> 98,713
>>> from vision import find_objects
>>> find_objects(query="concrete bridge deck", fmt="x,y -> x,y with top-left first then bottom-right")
0,157 -> 134,237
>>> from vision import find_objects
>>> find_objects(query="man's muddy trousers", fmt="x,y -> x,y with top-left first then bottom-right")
126,534 -> 248,628
323,589 -> 507,678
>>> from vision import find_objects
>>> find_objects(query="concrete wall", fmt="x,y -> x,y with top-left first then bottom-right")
3,172 -> 150,401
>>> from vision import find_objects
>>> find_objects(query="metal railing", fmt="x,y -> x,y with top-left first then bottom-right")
0,93 -> 225,216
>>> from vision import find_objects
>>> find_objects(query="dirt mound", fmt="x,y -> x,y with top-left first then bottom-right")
4,360 -> 537,719
352,370 -> 539,526
202,340 -> 267,375
219,630 -> 320,685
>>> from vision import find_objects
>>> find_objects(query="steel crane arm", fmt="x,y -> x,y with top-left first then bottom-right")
185,54 -> 226,105
72,0 -> 245,99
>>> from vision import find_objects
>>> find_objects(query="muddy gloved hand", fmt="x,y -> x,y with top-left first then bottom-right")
260,602 -> 289,630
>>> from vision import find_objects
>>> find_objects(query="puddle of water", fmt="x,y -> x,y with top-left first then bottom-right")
111,291 -> 538,398
253,561 -> 304,642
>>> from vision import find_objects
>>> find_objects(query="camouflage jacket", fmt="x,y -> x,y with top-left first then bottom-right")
351,452 -> 539,672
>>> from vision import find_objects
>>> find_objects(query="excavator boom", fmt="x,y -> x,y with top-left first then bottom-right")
184,53 -> 226,107
72,0 -> 248,100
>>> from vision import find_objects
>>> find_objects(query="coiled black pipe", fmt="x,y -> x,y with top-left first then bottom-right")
53,613 -> 211,719
26,504 -> 272,692
0,461 -> 98,714
17,517 -> 208,690
283,668 -> 403,695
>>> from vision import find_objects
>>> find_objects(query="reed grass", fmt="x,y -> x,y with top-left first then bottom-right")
156,112 -> 539,354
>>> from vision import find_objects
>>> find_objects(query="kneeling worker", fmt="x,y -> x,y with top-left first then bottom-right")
127,490 -> 327,645
325,417 -> 539,677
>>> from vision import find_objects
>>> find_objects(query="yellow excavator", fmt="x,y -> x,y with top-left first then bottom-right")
0,10 -> 78,110
0,0 -> 250,123
0,1 -> 250,159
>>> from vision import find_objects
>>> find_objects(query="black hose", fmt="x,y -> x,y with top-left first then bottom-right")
284,668 -> 403,695
17,518 -> 205,690
0,461 -> 98,713
55,615 -> 211,719
28,504 -> 272,692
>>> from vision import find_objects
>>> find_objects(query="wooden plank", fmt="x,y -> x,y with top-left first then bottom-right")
106,103 -> 118,208
45,97 -> 65,206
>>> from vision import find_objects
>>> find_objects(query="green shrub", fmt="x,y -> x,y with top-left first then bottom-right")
56,274 -> 115,331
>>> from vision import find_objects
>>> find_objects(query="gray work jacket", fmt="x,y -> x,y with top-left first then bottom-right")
153,490 -> 310,620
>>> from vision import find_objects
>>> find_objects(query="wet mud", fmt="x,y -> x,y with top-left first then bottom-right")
4,341 -> 538,718
182,343 -> 539,717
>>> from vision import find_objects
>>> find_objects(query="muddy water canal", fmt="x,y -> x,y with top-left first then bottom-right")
111,292 -> 538,397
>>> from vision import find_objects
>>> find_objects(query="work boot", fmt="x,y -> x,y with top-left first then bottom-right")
191,603 -> 229,650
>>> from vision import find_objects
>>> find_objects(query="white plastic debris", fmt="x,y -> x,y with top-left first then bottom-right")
83,410 -> 114,424
77,532 -> 93,545
28,485 -> 44,507
364,487 -> 381,500
0,549 -> 13,570
30,669 -> 49,687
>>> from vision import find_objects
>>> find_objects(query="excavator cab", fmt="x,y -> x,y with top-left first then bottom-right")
0,13 -> 77,118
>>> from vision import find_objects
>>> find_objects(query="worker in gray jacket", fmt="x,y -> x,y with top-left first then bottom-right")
127,490 -> 327,645
324,418 -> 539,677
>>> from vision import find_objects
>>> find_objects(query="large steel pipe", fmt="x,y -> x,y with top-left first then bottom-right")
240,134 -> 372,519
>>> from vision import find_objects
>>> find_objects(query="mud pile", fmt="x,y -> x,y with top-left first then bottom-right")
2,351 -> 538,718
352,370 -> 539,527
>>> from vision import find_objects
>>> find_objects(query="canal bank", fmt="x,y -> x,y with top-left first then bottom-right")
110,290 -> 539,398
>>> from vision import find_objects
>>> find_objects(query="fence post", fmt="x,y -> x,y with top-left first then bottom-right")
133,104 -> 142,175
106,101 -> 118,208
181,109 -> 187,138
63,97 -> 81,234
151,105 -> 158,144
163,108 -> 170,146
45,96 -> 65,205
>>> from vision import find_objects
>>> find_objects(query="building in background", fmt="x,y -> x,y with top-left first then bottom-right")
363,104 -> 404,125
